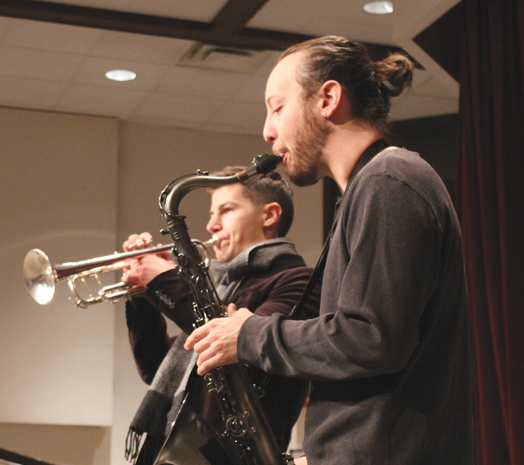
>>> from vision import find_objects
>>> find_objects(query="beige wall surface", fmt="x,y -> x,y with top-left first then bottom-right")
0,424 -> 111,465
0,109 -> 323,465
0,108 -> 118,464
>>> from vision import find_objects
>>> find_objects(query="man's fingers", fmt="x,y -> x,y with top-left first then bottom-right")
196,356 -> 221,376
123,232 -> 154,252
185,325 -> 209,350
194,348 -> 231,375
123,234 -> 140,252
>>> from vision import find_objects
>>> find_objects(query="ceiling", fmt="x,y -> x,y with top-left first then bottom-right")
0,0 -> 461,136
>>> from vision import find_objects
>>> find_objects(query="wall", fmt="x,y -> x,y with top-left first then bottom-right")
0,107 -> 119,464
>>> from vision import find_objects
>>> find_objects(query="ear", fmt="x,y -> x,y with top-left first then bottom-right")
262,202 -> 282,230
318,80 -> 343,119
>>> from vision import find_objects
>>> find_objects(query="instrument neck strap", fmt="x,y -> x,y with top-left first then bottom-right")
289,139 -> 390,319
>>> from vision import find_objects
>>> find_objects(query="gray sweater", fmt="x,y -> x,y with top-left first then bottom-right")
238,147 -> 476,464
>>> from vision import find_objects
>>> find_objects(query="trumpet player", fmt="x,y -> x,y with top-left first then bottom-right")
123,168 -> 320,465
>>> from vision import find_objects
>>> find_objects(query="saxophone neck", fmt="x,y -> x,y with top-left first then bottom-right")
161,154 -> 282,217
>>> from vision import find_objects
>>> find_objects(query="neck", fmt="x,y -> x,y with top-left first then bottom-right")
323,122 -> 383,192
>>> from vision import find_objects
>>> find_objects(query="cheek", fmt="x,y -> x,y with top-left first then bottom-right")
231,216 -> 258,243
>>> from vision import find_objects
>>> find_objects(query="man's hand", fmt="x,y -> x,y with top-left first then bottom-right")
121,232 -> 175,287
122,254 -> 176,287
293,457 -> 307,465
184,304 -> 254,375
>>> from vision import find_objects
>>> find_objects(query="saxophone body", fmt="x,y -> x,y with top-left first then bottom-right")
153,154 -> 294,465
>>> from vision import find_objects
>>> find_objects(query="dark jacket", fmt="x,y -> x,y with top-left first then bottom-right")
126,251 -> 320,450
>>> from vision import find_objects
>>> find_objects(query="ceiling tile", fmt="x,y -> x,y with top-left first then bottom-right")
92,31 -> 194,65
34,0 -> 228,22
248,0 -> 316,32
72,57 -> 169,90
233,75 -> 267,104
136,92 -> 223,123
0,0 -> 461,135
0,47 -> 85,81
56,84 -> 149,117
411,69 -> 434,89
2,18 -> 105,54
254,52 -> 280,77
0,74 -> 66,109
249,0 -> 394,44
301,0 -> 393,25
158,66 -> 251,99
208,101 -> 267,130
303,18 -> 393,45
412,75 -> 456,99
390,94 -> 459,121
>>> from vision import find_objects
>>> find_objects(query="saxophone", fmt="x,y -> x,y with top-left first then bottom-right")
153,154 -> 294,465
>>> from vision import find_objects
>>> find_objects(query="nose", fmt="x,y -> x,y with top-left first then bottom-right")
263,113 -> 276,144
206,214 -> 221,235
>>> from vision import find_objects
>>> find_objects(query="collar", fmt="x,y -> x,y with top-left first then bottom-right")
210,237 -> 299,285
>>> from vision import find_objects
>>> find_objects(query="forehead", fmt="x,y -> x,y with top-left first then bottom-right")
210,184 -> 252,208
265,52 -> 304,102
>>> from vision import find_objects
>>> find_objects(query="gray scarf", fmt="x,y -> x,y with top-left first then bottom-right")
125,238 -> 299,464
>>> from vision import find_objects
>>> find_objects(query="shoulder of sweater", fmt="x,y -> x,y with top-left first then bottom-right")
353,147 -> 447,200
270,252 -> 307,271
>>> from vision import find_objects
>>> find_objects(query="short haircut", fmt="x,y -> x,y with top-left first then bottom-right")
281,35 -> 414,135
208,167 -> 294,237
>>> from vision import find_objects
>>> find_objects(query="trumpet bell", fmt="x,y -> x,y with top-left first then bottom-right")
24,249 -> 56,305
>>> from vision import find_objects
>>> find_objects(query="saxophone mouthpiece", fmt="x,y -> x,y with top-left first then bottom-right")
253,153 -> 283,174
237,154 -> 283,182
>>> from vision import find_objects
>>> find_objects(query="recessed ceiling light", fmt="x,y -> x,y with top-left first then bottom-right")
363,1 -> 394,14
105,69 -> 137,82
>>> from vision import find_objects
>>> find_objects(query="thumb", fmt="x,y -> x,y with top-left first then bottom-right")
227,303 -> 238,317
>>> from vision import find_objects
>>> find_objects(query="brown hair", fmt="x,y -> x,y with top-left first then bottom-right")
281,35 -> 414,135
208,167 -> 294,237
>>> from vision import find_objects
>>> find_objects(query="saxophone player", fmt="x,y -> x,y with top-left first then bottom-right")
185,36 -> 477,465
123,168 -> 319,465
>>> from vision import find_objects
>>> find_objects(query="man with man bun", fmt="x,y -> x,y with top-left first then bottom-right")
186,36 -> 477,464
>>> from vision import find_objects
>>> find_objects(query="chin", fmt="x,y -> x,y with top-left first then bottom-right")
216,252 -> 231,263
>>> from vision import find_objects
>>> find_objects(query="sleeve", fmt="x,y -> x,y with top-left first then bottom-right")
145,269 -> 197,335
125,268 -> 196,383
237,174 -> 442,381
125,296 -> 173,384
246,266 -> 320,320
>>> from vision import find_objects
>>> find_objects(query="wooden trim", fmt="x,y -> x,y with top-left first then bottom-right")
210,0 -> 269,36
0,448 -> 56,465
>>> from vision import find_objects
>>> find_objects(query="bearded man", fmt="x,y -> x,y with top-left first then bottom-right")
186,36 -> 477,465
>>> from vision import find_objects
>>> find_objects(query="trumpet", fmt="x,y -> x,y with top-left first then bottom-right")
23,237 -> 218,308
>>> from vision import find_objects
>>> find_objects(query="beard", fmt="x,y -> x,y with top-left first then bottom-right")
287,101 -> 331,187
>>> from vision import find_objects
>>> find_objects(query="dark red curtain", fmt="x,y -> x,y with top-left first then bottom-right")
458,0 -> 524,463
